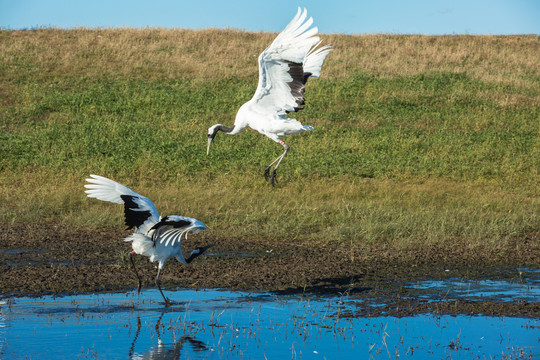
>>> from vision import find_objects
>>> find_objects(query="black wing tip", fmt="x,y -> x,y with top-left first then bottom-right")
120,195 -> 152,230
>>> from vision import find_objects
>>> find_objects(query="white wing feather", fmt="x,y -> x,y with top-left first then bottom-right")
150,216 -> 206,248
304,42 -> 333,77
160,229 -> 185,247
84,174 -> 161,233
84,174 -> 140,204
251,7 -> 332,115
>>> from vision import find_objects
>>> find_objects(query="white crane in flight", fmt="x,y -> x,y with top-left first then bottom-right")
207,8 -> 332,185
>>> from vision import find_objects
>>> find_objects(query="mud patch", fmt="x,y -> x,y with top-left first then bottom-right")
0,223 -> 539,317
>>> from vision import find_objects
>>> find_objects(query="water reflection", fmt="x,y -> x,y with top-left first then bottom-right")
129,314 -> 208,360
0,300 -> 6,357
0,288 -> 538,359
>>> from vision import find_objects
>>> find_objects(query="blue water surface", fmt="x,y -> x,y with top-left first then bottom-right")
0,288 -> 538,359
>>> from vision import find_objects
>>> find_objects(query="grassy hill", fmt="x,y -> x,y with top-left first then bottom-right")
0,29 -> 539,257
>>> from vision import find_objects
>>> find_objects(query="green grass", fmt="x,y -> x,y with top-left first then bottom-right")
3,74 -> 538,180
0,29 -> 539,253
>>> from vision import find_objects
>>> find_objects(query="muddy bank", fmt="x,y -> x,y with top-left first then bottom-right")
1,223 -> 539,317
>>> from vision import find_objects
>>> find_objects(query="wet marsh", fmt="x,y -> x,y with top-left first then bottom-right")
1,268 -> 539,359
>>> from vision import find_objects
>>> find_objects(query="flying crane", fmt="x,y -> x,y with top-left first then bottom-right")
207,8 -> 332,185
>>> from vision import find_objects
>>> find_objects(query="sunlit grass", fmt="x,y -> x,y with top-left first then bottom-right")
0,29 -> 539,256
1,169 -> 538,254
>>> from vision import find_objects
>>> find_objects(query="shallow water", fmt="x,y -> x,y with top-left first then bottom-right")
1,287 -> 538,359
406,268 -> 540,303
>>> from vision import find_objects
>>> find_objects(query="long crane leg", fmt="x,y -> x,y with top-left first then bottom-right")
128,251 -> 142,293
155,265 -> 171,305
264,140 -> 289,186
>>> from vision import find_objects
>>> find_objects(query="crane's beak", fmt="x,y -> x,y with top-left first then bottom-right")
206,137 -> 213,156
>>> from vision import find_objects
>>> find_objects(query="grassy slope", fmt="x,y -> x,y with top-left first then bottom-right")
0,29 -> 539,256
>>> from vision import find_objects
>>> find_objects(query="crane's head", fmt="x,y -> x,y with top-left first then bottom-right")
185,243 -> 215,264
206,124 -> 222,156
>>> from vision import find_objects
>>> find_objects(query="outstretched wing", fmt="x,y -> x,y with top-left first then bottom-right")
84,174 -> 160,234
150,215 -> 207,248
251,7 -> 332,115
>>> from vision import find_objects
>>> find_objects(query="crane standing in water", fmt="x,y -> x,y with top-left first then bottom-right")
84,174 -> 213,304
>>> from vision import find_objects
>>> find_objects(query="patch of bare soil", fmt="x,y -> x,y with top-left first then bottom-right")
1,223 -> 538,317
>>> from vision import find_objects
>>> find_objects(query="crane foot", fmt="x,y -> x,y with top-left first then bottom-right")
270,170 -> 278,186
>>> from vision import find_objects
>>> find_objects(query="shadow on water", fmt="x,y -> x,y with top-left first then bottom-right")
1,271 -> 539,360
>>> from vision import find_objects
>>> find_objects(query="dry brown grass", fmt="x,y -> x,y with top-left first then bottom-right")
325,34 -> 539,88
1,29 -> 538,91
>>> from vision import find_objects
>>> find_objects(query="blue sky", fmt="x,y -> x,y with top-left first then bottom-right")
0,0 -> 538,34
